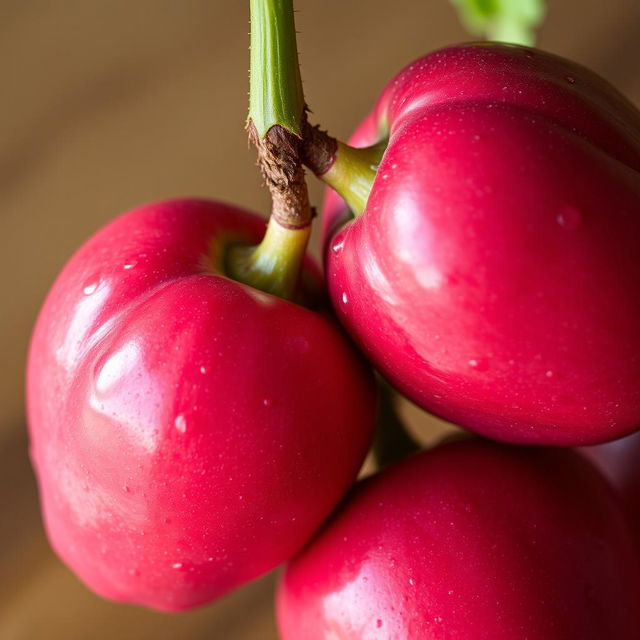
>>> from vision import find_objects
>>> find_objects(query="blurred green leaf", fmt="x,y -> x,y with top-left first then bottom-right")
449,0 -> 545,46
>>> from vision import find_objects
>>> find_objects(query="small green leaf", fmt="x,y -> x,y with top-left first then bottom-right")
449,0 -> 546,46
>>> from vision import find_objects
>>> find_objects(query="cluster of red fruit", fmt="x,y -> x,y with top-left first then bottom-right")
27,11 -> 640,639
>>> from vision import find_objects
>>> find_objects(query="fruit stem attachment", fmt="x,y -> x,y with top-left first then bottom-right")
235,0 -> 312,300
303,124 -> 386,216
227,217 -> 310,300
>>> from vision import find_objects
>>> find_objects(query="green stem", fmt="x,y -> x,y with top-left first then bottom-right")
489,20 -> 535,46
249,0 -> 305,138
226,218 -> 310,300
323,141 -> 385,215
232,0 -> 311,300
302,124 -> 385,216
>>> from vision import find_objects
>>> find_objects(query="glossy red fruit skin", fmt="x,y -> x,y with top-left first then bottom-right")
27,199 -> 376,612
278,439 -> 640,639
582,431 -> 640,545
323,43 -> 640,445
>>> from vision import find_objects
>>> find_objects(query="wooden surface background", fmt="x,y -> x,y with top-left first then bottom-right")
2,1 -> 640,638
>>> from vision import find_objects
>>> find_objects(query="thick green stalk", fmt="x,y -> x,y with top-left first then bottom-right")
249,0 -> 305,138
230,0 -> 311,301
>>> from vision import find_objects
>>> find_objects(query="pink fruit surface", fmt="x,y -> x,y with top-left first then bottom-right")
278,439 -> 640,639
582,431 -> 640,545
27,199 -> 375,611
323,43 -> 640,444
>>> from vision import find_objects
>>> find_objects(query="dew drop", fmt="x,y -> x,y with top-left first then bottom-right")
331,240 -> 344,254
565,75 -> 576,84
123,260 -> 138,270
123,485 -> 130,493
263,398 -> 272,407
174,413 -> 187,434
341,292 -> 348,305
557,205 -> 582,230
409,578 -> 415,586
545,370 -> 554,378
468,359 -> 478,368
199,365 -> 207,374
83,281 -> 98,295
172,562 -> 183,570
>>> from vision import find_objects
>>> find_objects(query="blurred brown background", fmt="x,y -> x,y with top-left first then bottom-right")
2,1 -> 639,638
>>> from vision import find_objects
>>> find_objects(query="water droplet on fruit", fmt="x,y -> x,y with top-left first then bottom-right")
199,365 -> 207,374
565,75 -> 576,84
83,281 -> 98,295
331,240 -> 344,254
174,413 -> 187,434
545,370 -> 554,378
434,616 -> 443,624
468,359 -> 478,368
172,562 -> 183,570
263,398 -> 272,407
341,292 -> 348,305
557,205 -> 582,229
409,578 -> 415,586
123,260 -> 137,270
123,485 -> 130,493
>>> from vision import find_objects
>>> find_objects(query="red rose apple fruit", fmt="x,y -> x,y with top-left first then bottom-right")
27,199 -> 375,611
278,438 -> 640,639
316,43 -> 640,445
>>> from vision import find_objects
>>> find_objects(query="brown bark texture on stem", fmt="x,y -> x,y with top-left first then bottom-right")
302,121 -> 337,177
247,120 -> 312,229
